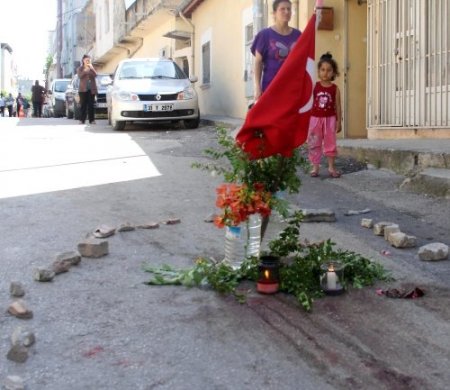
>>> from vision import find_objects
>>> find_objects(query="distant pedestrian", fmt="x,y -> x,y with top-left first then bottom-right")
31,80 -> 46,117
77,54 -> 98,125
0,94 -> 5,117
307,52 -> 342,178
5,93 -> 14,117
16,93 -> 24,117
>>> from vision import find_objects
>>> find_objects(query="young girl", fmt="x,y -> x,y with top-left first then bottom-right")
307,52 -> 342,178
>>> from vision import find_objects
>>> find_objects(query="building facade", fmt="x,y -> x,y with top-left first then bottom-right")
55,0 -> 450,139
0,43 -> 15,93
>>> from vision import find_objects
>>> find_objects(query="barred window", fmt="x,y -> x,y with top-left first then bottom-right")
202,41 -> 211,85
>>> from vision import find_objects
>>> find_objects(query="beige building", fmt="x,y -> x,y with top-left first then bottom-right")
77,0 -> 450,140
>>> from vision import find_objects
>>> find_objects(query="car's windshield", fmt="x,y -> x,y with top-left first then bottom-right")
119,60 -> 186,80
54,80 -> 70,92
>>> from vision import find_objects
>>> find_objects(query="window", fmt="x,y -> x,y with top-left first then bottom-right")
202,41 -> 211,84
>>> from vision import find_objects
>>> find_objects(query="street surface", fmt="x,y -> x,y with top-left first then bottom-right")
0,117 -> 449,389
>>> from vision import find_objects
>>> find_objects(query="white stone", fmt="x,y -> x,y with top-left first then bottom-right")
384,224 -> 400,240
361,218 -> 373,228
388,232 -> 417,248
373,221 -> 396,236
418,243 -> 449,261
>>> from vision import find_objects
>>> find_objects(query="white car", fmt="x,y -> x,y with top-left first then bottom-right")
107,58 -> 200,131
49,78 -> 71,117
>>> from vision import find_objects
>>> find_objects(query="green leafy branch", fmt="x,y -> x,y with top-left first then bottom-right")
143,212 -> 393,311
192,127 -> 310,215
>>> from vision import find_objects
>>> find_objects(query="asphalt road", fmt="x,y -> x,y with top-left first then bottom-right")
0,117 -> 449,390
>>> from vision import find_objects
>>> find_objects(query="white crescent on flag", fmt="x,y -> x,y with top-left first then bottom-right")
299,57 -> 315,114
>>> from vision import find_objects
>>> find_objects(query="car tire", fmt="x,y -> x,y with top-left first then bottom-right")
184,112 -> 200,129
74,105 -> 80,120
111,115 -> 125,131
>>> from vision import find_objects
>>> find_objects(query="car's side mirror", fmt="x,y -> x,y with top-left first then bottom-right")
189,76 -> 198,83
101,76 -> 113,86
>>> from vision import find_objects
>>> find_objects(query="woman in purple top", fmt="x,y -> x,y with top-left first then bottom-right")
251,0 -> 301,100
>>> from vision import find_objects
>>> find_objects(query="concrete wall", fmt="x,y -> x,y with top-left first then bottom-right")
190,0 -> 252,119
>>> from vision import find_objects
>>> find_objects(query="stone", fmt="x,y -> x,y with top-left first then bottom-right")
301,209 -> 336,222
8,300 -> 33,319
10,282 -> 25,297
52,259 -> 72,274
33,268 -> 55,282
418,243 -> 449,261
117,223 -> 135,232
6,345 -> 29,363
93,224 -> 116,238
2,375 -> 25,390
11,326 -> 36,347
56,251 -> 81,266
345,208 -> 371,216
384,224 -> 400,240
373,221 -> 396,236
137,222 -> 160,229
388,232 -> 417,248
163,218 -> 181,225
77,238 -> 109,258
361,218 -> 374,228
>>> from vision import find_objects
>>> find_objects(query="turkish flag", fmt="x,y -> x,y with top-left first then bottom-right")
236,14 -> 316,159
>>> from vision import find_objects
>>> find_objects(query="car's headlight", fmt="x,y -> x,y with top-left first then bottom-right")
177,86 -> 196,100
113,90 -> 139,101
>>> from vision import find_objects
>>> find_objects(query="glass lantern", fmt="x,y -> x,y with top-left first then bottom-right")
256,255 -> 280,294
320,261 -> 344,295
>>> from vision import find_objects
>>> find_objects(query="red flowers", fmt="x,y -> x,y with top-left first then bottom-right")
214,183 -> 272,228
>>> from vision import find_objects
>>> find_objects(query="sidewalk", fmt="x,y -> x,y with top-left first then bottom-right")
201,115 -> 450,198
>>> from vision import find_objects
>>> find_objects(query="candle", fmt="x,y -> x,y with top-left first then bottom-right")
256,256 -> 280,294
320,261 -> 344,295
326,265 -> 337,290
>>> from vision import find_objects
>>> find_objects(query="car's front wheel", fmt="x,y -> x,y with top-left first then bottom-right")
111,114 -> 125,131
74,105 -> 80,120
184,112 -> 200,129
66,105 -> 73,119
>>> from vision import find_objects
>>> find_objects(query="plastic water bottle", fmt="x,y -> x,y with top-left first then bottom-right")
246,213 -> 262,257
224,214 -> 262,270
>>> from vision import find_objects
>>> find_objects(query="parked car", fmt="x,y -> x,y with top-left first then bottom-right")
48,78 -> 71,117
106,58 -> 199,131
65,73 -> 110,120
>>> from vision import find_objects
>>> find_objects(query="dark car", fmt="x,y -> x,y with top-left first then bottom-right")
65,74 -> 110,119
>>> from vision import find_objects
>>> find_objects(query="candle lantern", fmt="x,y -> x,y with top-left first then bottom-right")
256,255 -> 280,294
320,261 -> 344,295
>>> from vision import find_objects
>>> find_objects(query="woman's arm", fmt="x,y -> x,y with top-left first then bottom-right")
253,51 -> 263,101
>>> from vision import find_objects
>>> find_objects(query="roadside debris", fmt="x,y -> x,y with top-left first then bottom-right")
376,287 -> 425,299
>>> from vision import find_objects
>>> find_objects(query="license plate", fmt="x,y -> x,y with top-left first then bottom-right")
143,103 -> 174,112
97,102 -> 107,108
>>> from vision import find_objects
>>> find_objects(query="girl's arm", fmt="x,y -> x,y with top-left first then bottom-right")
335,85 -> 342,133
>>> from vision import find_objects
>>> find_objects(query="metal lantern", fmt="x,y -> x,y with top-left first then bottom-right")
320,261 -> 345,295
256,255 -> 280,294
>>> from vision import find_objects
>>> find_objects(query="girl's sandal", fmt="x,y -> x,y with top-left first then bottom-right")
328,170 -> 341,178
310,171 -> 320,178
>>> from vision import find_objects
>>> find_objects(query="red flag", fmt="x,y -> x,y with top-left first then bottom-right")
237,14 -> 316,159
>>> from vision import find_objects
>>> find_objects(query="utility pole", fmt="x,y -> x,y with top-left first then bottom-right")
57,0 -> 63,78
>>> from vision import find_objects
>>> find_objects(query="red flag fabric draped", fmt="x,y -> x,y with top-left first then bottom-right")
236,14 -> 316,159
